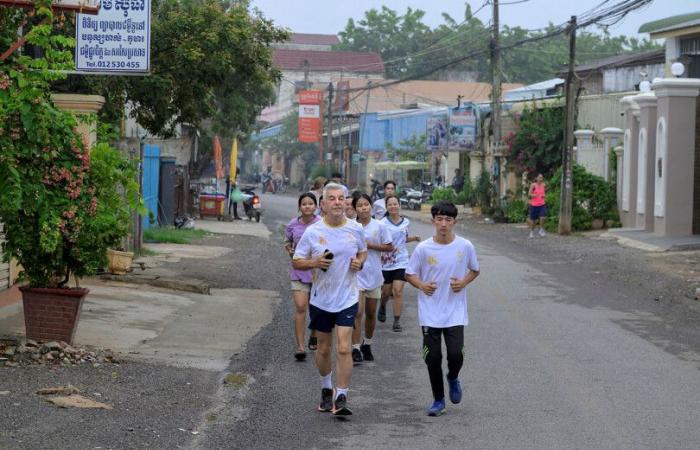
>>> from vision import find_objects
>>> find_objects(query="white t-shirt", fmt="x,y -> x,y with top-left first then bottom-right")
372,198 -> 386,220
293,218 -> 367,312
406,236 -> 479,328
357,219 -> 392,290
380,216 -> 411,271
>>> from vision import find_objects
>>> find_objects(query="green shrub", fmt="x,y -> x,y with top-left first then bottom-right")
505,198 -> 528,223
431,187 -> 456,203
454,180 -> 474,205
473,171 -> 495,207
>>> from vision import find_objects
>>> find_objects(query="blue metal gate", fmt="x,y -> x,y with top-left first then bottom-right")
142,144 -> 160,230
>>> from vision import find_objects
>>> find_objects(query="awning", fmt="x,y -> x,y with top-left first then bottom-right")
373,160 -> 429,170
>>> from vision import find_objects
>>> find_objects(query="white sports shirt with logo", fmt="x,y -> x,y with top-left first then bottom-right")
406,236 -> 479,328
357,219 -> 392,290
380,216 -> 411,270
294,218 -> 367,312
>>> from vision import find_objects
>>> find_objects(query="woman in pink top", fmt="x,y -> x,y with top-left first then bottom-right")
285,193 -> 321,360
528,173 -> 547,239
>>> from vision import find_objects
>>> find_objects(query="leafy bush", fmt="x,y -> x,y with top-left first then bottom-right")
454,179 -> 474,205
505,105 -> 565,177
505,198 -> 528,223
473,171 -> 495,207
544,164 -> 617,232
431,187 -> 456,203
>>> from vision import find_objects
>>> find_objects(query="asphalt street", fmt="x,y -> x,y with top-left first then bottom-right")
194,192 -> 700,450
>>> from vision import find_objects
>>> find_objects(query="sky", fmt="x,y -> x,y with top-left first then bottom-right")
250,0 -> 699,39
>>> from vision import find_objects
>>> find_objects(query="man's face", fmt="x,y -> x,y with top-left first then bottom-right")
432,215 -> 456,237
325,188 -> 345,219
384,184 -> 396,196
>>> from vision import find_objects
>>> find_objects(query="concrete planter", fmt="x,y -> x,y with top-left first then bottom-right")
20,286 -> 88,344
107,249 -> 134,275
592,219 -> 605,230
420,203 -> 432,214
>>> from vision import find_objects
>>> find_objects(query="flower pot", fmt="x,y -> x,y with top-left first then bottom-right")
591,219 -> 604,230
420,203 -> 432,214
472,205 -> 482,215
20,286 -> 88,345
107,249 -> 134,275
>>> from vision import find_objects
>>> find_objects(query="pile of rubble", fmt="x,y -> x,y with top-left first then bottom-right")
0,339 -> 119,367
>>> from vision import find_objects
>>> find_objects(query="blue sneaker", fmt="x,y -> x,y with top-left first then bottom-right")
448,378 -> 462,404
426,398 -> 445,416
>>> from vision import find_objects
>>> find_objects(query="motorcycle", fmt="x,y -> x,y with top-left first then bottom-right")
240,185 -> 262,222
399,187 -> 423,211
370,179 -> 384,202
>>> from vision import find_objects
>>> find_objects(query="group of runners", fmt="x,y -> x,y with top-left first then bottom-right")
284,177 -> 481,417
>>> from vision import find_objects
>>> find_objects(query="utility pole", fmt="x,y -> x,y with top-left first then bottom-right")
558,15 -> 577,235
490,0 -> 502,199
327,82 -> 334,173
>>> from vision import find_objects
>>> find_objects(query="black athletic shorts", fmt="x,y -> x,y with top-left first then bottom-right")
309,303 -> 358,333
382,268 -> 406,284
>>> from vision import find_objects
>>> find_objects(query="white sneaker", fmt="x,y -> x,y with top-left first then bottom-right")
538,228 -> 546,237
529,231 -> 534,239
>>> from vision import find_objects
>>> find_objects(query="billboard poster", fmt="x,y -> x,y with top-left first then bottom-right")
298,90 -> 323,143
75,0 -> 151,74
426,113 -> 449,151
448,103 -> 478,151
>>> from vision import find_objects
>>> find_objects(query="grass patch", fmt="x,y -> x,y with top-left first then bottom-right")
138,247 -> 159,257
223,372 -> 248,388
205,412 -> 217,422
143,228 -> 207,244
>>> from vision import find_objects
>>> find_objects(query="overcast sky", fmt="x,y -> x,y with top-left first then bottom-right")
250,0 -> 698,39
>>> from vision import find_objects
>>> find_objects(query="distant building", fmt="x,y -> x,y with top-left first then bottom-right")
503,78 -> 564,102
639,11 -> 700,77
559,49 -> 665,95
273,33 -> 339,51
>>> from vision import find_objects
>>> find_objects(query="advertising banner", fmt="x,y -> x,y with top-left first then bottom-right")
0,0 -> 99,13
298,90 -> 323,143
426,113 -> 449,151
75,0 -> 151,74
448,103 -> 478,151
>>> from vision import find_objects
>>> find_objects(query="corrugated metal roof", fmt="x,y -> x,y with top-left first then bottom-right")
289,33 -> 340,46
272,49 -> 385,74
639,12 -> 700,34
563,49 -> 665,74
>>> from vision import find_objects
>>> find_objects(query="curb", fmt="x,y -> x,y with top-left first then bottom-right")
98,274 -> 211,295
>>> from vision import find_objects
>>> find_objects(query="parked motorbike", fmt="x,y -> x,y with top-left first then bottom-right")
370,179 -> 385,202
399,187 -> 423,211
240,185 -> 262,222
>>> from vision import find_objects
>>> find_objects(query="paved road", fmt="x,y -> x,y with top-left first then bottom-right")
195,193 -> 700,450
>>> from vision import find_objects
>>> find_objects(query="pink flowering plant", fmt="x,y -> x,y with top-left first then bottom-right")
0,2 -> 143,288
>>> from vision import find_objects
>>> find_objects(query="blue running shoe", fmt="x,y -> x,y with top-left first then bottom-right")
448,378 -> 462,404
426,398 -> 446,416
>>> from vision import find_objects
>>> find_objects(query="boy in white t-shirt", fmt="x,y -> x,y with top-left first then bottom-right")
406,201 -> 480,417
293,183 -> 367,416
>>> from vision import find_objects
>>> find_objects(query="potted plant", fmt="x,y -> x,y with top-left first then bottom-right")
0,4 -> 143,344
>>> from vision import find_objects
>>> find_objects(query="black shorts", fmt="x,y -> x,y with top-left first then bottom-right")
309,303 -> 358,333
382,268 -> 406,284
529,204 -> 547,220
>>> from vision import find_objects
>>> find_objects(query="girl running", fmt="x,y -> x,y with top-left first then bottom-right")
379,195 -> 420,332
351,193 -> 393,363
284,192 -> 321,360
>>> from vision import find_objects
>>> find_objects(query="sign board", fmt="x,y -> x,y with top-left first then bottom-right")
298,90 -> 323,143
75,0 -> 151,74
448,103 -> 478,151
426,113 -> 448,151
0,0 -> 99,14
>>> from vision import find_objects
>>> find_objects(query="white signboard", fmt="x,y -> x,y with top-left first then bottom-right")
299,104 -> 320,118
75,0 -> 151,74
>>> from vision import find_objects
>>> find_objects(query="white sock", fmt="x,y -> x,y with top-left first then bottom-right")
363,338 -> 372,346
335,387 -> 348,399
352,343 -> 360,350
321,373 -> 333,390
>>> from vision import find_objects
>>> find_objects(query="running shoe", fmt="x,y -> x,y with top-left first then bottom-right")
294,350 -> 306,362
392,319 -> 403,332
308,336 -> 318,351
352,348 -> 363,364
538,228 -> 546,237
378,304 -> 386,323
426,398 -> 446,416
318,388 -> 333,412
332,393 -> 352,416
528,230 -> 534,239
360,344 -> 374,361
448,378 -> 462,404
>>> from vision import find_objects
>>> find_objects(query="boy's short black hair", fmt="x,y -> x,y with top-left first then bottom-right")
383,180 -> 396,189
331,172 -> 343,179
431,201 -> 458,218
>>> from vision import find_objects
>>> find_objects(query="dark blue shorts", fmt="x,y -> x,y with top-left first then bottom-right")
529,205 -> 547,220
382,268 -> 406,284
309,302 -> 358,333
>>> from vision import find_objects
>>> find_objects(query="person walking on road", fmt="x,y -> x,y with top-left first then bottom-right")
285,193 -> 321,360
528,173 -> 547,239
405,201 -> 480,416
452,169 -> 465,194
293,183 -> 367,416
352,193 -> 393,363
371,180 -> 396,220
379,195 -> 420,332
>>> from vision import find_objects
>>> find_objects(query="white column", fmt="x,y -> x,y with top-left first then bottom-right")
600,127 -> 623,182
619,96 -> 640,227
633,93 -> 657,231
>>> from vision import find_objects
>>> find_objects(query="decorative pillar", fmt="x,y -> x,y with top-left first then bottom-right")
468,152 -> 484,183
651,78 -> 700,236
50,93 -> 105,150
613,145 -> 624,212
620,96 -> 640,228
633,93 -> 658,231
599,127 -> 623,182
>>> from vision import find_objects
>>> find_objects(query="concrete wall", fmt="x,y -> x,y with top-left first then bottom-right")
602,64 -> 664,93
578,92 -> 631,132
